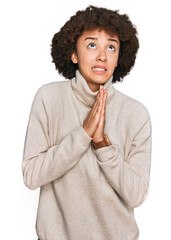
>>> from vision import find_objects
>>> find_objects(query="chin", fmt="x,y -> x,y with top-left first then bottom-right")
94,76 -> 109,84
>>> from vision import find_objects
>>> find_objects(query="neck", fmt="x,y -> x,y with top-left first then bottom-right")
71,70 -> 115,107
87,82 -> 104,92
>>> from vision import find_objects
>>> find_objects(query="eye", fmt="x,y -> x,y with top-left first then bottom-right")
108,45 -> 116,51
87,43 -> 96,49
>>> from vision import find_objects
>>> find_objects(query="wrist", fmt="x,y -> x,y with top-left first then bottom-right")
91,134 -> 111,150
93,138 -> 104,143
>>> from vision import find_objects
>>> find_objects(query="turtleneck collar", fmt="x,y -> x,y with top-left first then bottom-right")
71,70 -> 115,107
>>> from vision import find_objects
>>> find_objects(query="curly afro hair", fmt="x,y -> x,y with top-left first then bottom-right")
51,5 -> 139,83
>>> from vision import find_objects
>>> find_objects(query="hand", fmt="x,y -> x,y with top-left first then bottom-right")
83,85 -> 107,140
92,88 -> 108,143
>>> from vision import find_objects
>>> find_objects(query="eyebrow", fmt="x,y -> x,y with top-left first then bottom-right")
84,37 -> 119,44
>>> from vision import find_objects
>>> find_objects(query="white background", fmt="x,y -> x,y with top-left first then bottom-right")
0,0 -> 170,239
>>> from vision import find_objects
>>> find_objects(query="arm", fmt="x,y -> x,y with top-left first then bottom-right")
22,87 -> 92,190
92,105 -> 152,208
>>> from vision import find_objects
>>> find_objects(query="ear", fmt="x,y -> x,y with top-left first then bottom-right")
71,52 -> 78,64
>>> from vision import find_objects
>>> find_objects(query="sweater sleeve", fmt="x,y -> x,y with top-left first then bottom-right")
22,87 -> 92,190
92,104 -> 152,209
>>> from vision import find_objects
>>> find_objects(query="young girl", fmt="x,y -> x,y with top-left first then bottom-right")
22,5 -> 152,240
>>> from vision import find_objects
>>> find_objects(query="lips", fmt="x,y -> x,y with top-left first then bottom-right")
92,65 -> 107,71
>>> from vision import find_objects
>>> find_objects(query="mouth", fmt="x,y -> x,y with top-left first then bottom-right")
92,65 -> 107,74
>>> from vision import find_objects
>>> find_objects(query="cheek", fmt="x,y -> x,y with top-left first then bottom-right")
108,57 -> 117,68
109,53 -> 119,67
77,52 -> 94,66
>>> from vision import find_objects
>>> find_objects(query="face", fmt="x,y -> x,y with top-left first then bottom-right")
71,29 -> 120,92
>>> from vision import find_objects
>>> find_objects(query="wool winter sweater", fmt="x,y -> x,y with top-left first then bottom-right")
22,70 -> 152,240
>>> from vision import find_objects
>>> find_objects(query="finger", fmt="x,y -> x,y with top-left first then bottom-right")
92,86 -> 103,118
93,92 -> 103,121
88,86 -> 104,125
103,90 -> 107,104
104,90 -> 108,103
98,101 -> 105,129
93,89 -> 100,109
96,86 -> 104,104
91,86 -> 102,112
84,88 -> 106,135
94,87 -> 106,117
97,86 -> 104,111
101,91 -> 108,120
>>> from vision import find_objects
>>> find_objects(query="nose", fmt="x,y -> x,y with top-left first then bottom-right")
96,49 -> 107,62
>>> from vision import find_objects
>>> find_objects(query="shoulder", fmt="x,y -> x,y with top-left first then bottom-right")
115,89 -> 151,124
29,80 -> 70,113
36,80 -> 70,97
33,80 -> 70,103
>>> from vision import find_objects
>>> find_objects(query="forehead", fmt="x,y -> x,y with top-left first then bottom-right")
79,29 -> 119,41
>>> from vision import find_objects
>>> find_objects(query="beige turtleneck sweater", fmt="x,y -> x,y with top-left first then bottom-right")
22,70 -> 152,240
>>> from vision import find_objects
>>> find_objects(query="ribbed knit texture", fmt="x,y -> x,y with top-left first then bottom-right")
22,70 -> 152,240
